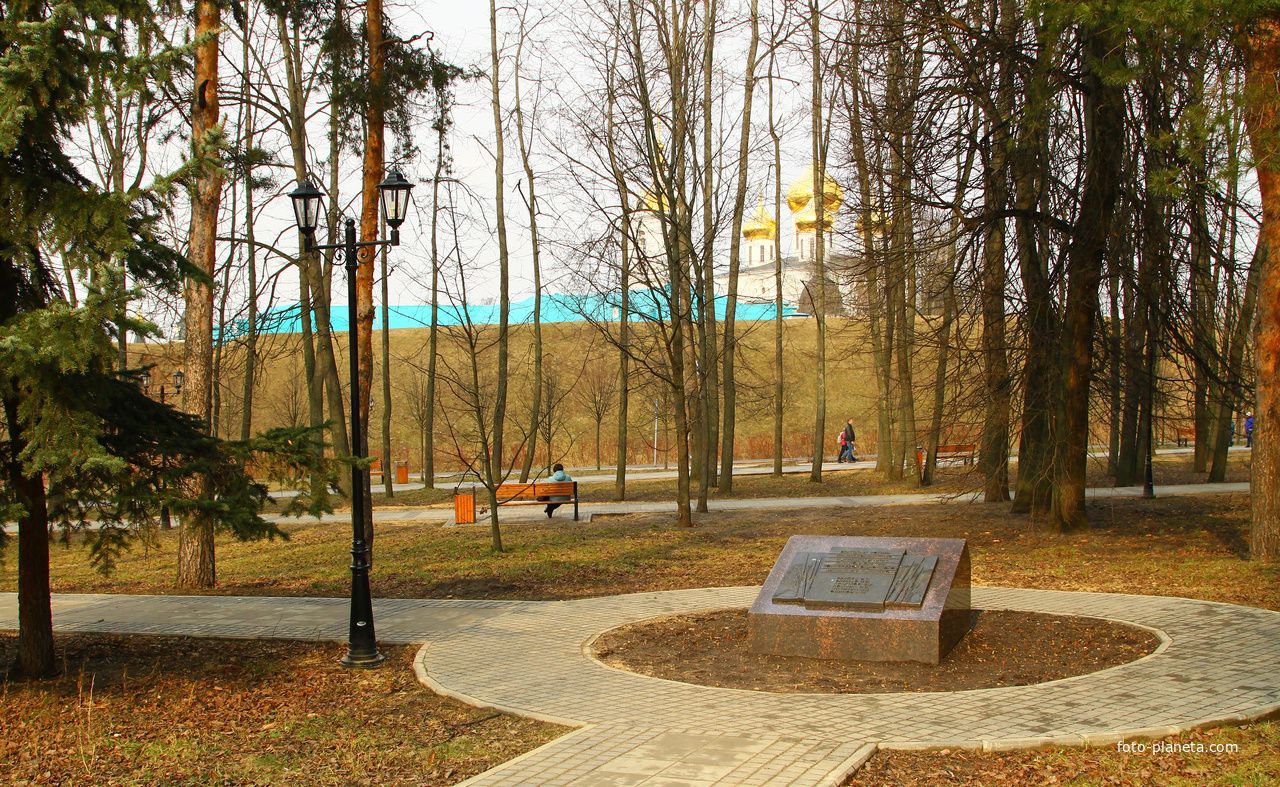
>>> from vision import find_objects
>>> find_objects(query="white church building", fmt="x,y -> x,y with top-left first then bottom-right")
628,163 -> 859,315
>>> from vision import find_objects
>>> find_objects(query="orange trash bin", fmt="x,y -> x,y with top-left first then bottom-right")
394,460 -> 409,484
454,491 -> 476,524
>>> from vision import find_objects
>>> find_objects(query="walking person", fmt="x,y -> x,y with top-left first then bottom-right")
838,419 -> 857,463
1246,413 -> 1254,448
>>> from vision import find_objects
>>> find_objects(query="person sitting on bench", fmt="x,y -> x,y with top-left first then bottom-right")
543,463 -> 573,518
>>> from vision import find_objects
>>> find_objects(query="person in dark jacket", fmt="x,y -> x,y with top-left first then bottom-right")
838,419 -> 857,462
544,463 -> 573,518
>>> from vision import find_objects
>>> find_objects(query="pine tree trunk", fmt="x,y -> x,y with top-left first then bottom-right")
380,244 -> 393,497
177,0 -> 222,589
356,0 -> 386,552
2,393 -> 56,679
1243,16 -> 1280,561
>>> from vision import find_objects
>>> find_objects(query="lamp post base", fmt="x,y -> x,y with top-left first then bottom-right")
340,647 -> 386,669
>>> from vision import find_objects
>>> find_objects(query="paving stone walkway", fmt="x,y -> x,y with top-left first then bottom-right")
414,586 -> 1280,785
4,585 -> 1278,786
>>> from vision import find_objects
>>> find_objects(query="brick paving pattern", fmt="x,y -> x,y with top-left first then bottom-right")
4,584 -> 1277,786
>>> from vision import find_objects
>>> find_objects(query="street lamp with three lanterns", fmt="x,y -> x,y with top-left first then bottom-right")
288,169 -> 415,669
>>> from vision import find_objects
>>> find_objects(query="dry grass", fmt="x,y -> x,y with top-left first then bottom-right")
12,486 -> 1276,612
0,636 -> 565,787
847,722 -> 1280,786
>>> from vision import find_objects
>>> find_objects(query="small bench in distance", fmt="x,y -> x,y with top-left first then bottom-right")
453,480 -> 580,524
917,444 -> 978,467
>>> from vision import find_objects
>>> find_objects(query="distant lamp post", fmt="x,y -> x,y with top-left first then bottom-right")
140,367 -> 185,530
288,169 -> 414,669
140,368 -> 185,404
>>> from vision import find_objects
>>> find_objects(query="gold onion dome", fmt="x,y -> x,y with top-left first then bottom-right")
795,198 -> 835,232
786,163 -> 843,214
640,189 -> 669,213
742,202 -> 777,240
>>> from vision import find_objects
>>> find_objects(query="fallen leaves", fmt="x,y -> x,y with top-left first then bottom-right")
0,635 -> 566,787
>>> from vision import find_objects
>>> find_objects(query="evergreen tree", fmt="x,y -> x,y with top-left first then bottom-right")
0,0 -> 328,679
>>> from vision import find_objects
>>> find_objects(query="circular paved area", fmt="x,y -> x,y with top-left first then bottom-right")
416,585 -> 1280,749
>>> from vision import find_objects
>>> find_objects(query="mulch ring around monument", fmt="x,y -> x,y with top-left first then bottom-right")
591,608 -> 1160,693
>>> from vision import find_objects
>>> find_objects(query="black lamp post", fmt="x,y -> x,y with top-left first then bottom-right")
140,368 -> 185,404
140,368 -> 185,529
289,170 -> 414,669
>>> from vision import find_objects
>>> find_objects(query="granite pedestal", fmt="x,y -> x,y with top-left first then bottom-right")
747,535 -> 970,665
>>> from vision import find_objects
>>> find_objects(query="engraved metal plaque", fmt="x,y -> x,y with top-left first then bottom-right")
805,549 -> 904,611
885,555 -> 937,608
765,547 -> 936,612
771,552 -> 824,605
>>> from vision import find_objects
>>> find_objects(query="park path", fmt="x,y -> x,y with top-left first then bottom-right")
3,584 -> 1278,786
257,480 -> 1251,527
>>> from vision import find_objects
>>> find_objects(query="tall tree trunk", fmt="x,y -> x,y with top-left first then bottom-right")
844,39 -> 892,473
514,44 -> 542,483
977,1 -> 1013,503
298,256 -> 323,495
3,392 -> 55,679
1010,32 -> 1055,516
924,134 -> 975,486
769,46 -> 785,477
176,0 -> 222,589
239,24 -> 257,442
1243,15 -> 1280,560
1208,127 -> 1248,482
380,242 -> 393,497
1210,241 -> 1262,481
1115,250 -> 1146,486
1107,256 -> 1122,476
486,0 -> 512,549
702,0 -> 720,500
282,8 -> 346,495
356,0 -> 387,552
719,0 -> 758,492
212,246 -> 232,438
1048,23 -> 1124,533
605,58 -> 630,499
808,0 -> 828,482
424,98 -> 447,491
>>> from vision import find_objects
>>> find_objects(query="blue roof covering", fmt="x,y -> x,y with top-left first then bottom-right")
238,291 -> 800,337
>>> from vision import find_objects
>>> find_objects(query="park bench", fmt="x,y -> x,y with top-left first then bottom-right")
1176,427 -> 1196,447
494,481 -> 580,521
452,479 -> 580,524
934,444 -> 978,465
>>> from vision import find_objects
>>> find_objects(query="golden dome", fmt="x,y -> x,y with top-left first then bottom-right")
786,163 -> 843,214
639,189 -> 669,213
794,197 -> 834,233
742,202 -> 776,240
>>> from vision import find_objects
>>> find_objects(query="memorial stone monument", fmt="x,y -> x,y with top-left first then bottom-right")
748,535 -> 970,664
